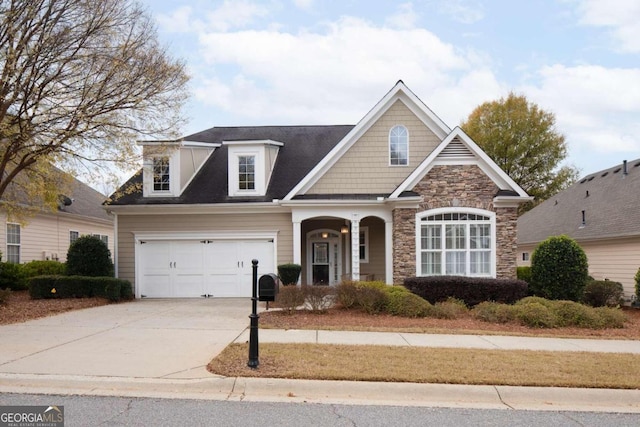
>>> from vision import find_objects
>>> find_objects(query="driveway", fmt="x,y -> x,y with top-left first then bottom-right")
0,299 -> 251,379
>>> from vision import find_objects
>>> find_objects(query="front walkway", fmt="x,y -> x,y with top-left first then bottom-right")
235,329 -> 640,354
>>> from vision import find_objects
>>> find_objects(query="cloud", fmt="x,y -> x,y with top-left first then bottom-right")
385,3 -> 419,29
521,64 -> 640,154
438,0 -> 484,24
205,0 -> 270,32
575,0 -> 640,53
155,6 -> 194,33
192,16 -> 499,126
292,0 -> 314,11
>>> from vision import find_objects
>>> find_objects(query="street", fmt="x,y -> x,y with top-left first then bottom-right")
1,393 -> 639,427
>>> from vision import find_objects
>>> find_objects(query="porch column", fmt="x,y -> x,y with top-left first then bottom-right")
385,220 -> 393,285
293,221 -> 301,284
350,214 -> 360,281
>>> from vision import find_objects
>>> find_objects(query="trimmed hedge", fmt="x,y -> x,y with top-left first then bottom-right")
28,275 -> 132,302
0,262 -> 27,291
516,266 -> 532,285
277,264 -> 302,286
403,276 -> 528,307
67,235 -> 114,277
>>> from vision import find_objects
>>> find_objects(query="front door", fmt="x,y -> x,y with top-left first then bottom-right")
308,230 -> 341,285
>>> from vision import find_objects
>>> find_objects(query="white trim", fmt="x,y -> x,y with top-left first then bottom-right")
223,139 -> 284,147
415,207 -> 496,278
390,127 -> 530,199
284,81 -> 451,200
113,213 -> 119,279
5,222 -> 21,263
182,141 -> 221,148
358,226 -> 369,263
306,229 -> 342,285
385,220 -> 393,284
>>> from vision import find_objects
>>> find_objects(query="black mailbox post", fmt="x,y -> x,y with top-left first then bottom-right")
258,273 -> 279,302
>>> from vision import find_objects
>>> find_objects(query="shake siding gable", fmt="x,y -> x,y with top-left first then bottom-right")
308,100 -> 441,194
116,212 -> 293,286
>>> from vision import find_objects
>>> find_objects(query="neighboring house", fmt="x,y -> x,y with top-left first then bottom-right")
517,159 -> 640,300
107,81 -> 530,298
0,175 -> 114,264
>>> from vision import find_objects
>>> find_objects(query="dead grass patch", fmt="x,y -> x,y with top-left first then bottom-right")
209,343 -> 640,389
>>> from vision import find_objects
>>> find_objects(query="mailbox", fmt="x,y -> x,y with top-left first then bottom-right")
258,273 -> 279,302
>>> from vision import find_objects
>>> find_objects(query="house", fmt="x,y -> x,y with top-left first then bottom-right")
517,159 -> 640,300
106,81 -> 531,298
1,175 -> 114,264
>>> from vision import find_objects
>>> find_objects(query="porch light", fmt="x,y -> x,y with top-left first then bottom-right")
321,232 -> 329,239
340,225 -> 349,234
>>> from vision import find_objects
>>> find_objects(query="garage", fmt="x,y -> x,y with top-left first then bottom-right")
136,237 -> 275,298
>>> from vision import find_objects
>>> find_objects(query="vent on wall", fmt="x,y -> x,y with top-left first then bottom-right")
437,139 -> 474,160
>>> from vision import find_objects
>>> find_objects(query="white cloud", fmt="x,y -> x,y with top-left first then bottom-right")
192,16 -> 498,126
292,0 -> 314,11
576,0 -> 640,53
521,64 -> 640,155
385,3 -> 419,29
438,0 -> 484,24
206,0 -> 270,32
155,6 -> 194,33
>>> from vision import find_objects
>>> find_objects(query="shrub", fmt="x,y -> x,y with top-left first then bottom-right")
277,264 -> 302,286
28,275 -> 131,302
472,301 -> 515,324
275,285 -> 305,314
552,300 -> 598,328
582,280 -> 624,307
514,302 -> 556,328
336,281 -> 359,309
515,296 -> 557,309
592,307 -> 626,329
387,289 -> 433,318
303,285 -> 335,313
403,276 -> 527,307
433,297 -> 468,319
0,288 -> 11,304
0,262 -> 27,291
516,266 -> 532,284
21,260 -> 66,278
635,267 -> 640,304
530,235 -> 589,301
354,283 -> 389,314
66,235 -> 114,277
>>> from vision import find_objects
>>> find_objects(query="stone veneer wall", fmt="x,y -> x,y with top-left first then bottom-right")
392,164 -> 519,283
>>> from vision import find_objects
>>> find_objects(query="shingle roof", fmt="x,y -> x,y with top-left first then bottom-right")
60,175 -> 113,222
109,125 -> 354,205
517,159 -> 640,244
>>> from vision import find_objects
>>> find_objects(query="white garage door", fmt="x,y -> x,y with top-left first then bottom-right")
138,239 -> 274,298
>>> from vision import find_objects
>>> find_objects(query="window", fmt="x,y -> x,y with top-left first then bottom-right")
418,210 -> 494,277
238,155 -> 255,190
522,252 -> 530,262
389,125 -> 408,165
153,157 -> 170,192
92,234 -> 109,246
359,227 -> 369,263
6,223 -> 20,263
70,230 -> 79,244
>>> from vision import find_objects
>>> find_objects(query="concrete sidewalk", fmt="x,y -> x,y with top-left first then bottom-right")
235,329 -> 640,354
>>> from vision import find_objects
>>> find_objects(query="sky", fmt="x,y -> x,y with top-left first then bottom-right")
139,0 -> 640,177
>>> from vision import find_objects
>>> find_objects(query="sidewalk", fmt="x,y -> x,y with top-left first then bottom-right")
234,329 -> 640,354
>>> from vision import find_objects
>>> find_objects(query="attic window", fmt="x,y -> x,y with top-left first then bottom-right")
389,125 -> 408,166
238,155 -> 256,190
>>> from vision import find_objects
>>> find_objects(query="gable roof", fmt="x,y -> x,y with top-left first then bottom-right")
283,80 -> 451,200
518,158 -> 640,244
390,127 -> 529,199
109,125 -> 354,205
60,175 -> 113,222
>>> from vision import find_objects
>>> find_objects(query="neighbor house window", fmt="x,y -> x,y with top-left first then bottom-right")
6,223 -> 20,263
238,155 -> 255,190
359,227 -> 369,263
522,252 -> 529,262
153,157 -> 170,192
389,125 -> 408,165
92,234 -> 109,246
70,230 -> 79,244
418,210 -> 495,277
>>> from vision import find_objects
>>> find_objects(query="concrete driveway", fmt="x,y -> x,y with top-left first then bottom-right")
0,299 -> 251,379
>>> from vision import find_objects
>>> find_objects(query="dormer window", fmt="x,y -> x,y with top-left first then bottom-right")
226,140 -> 283,197
238,155 -> 256,190
389,125 -> 408,166
153,157 -> 171,192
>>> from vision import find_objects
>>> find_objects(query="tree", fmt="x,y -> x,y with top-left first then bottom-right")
0,0 -> 188,216
461,93 -> 578,213
530,235 -> 589,301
